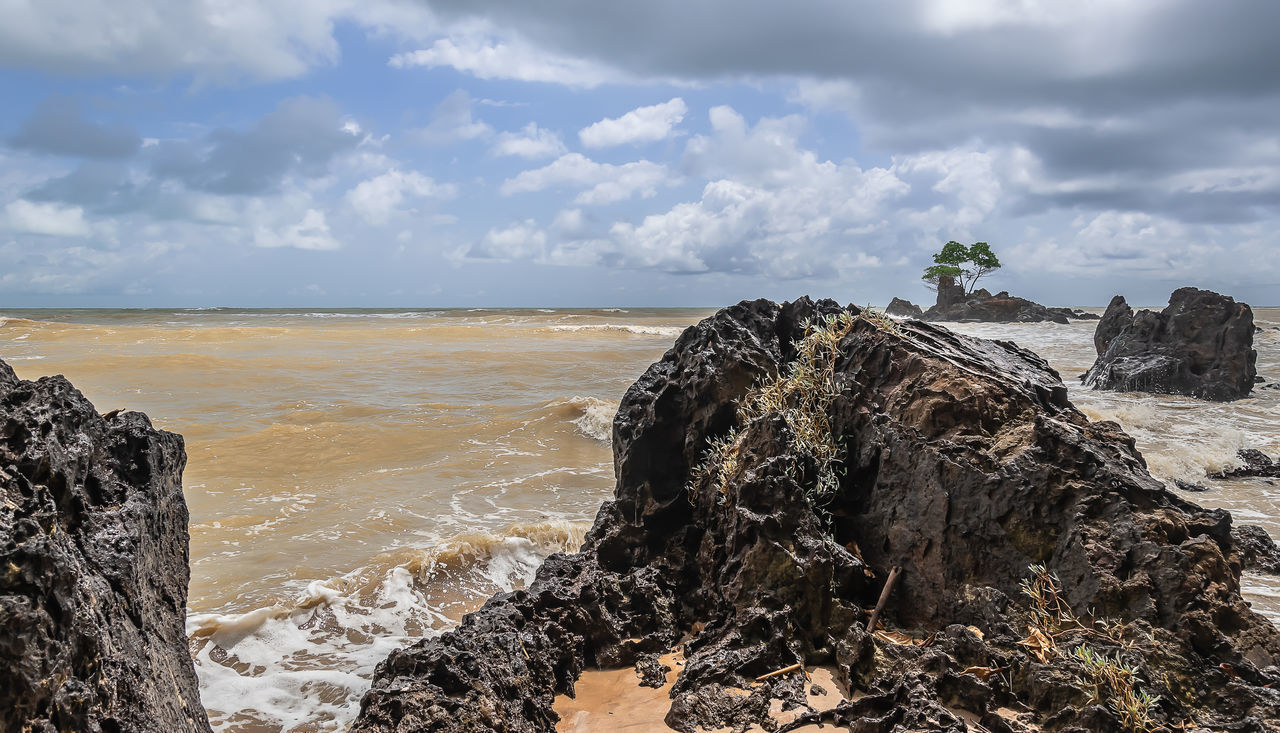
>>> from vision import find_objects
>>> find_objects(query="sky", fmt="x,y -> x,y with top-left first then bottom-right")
1,0 -> 1278,308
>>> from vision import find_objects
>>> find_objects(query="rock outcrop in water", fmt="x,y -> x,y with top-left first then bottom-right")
885,297 -> 923,319
921,276 -> 1095,324
0,359 -> 211,733
1084,287 -> 1257,401
354,298 -> 1280,732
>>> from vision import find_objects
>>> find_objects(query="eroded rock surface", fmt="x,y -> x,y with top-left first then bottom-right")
0,359 -> 211,733
353,298 -> 1280,733
1084,287 -> 1257,401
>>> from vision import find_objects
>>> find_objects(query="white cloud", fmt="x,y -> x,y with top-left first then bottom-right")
500,153 -> 673,205
471,220 -> 547,260
414,90 -> 492,144
389,33 -> 620,88
491,123 -> 567,159
485,107 -> 912,277
254,209 -> 340,251
345,169 -> 455,225
579,98 -> 687,148
1,199 -> 92,237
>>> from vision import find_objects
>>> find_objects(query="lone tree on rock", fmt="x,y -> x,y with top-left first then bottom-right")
923,240 -> 1001,295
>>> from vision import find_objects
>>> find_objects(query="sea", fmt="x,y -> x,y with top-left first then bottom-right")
1,305 -> 1277,732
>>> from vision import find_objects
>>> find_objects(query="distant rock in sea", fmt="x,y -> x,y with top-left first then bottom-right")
1083,287 -> 1257,401
918,276 -> 1096,323
884,296 -> 923,318
0,360 -> 211,732
351,298 -> 1280,732
1211,448 -> 1280,480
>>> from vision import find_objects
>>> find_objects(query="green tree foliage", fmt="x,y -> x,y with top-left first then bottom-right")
922,240 -> 1002,294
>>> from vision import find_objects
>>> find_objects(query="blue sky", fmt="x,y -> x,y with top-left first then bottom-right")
2,1 -> 1278,307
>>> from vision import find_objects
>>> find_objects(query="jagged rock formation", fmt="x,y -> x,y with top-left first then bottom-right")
1084,287 -> 1257,401
1094,295 -> 1134,354
0,360 -> 211,733
885,297 -> 923,319
922,276 -> 1095,324
354,298 -> 1280,732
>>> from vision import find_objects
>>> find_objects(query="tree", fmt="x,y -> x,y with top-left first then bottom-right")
922,240 -> 1001,295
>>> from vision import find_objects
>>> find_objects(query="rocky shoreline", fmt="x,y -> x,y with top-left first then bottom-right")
4,298 -> 1279,732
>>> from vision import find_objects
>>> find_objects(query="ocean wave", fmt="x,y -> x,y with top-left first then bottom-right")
551,396 -> 617,443
549,323 -> 684,337
302,311 -> 441,319
189,520 -> 589,732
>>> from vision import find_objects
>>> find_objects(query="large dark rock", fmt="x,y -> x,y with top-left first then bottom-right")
353,298 -> 1280,732
0,359 -> 211,733
1094,295 -> 1134,355
1083,287 -> 1257,401
885,297 -> 923,318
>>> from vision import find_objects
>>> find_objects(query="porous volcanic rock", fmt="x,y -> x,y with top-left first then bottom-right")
885,297 -> 924,319
0,359 -> 211,733
1083,287 -> 1257,401
354,298 -> 1280,732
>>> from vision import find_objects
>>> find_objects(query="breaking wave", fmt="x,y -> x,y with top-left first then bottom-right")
189,520 -> 589,732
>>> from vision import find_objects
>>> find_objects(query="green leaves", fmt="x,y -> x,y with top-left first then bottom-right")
921,240 -> 1002,294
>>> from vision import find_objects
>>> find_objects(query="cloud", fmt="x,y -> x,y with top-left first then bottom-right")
345,169 -> 455,225
0,0 -> 439,83
483,107 -> 910,277
8,97 -> 141,158
150,96 -> 359,195
491,123 -> 566,159
579,98 -> 687,148
413,90 -> 492,144
425,1 -> 1280,229
500,153 -> 673,205
470,220 -> 547,260
389,31 -> 622,88
1,199 -> 92,237
253,209 -> 340,251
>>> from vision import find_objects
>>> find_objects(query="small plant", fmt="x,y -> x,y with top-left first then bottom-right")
1072,646 -> 1161,732
1019,565 -> 1160,732
689,312 -> 856,503
1020,564 -> 1081,633
861,304 -> 901,336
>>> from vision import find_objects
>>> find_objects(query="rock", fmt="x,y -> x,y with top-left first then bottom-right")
1083,287 -> 1257,401
935,275 -> 966,311
885,297 -> 924,319
353,298 -> 1280,732
1174,479 -> 1211,492
1212,449 -> 1280,480
923,277 -> 1071,324
1094,295 -> 1135,355
0,360 -> 212,732
1233,525 -> 1280,574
